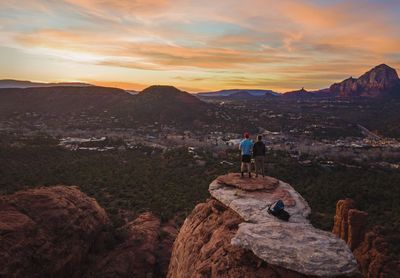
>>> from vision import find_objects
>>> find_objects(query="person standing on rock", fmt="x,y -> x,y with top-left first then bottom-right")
239,132 -> 253,178
253,135 -> 266,177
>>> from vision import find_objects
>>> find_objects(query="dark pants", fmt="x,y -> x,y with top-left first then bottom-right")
254,156 -> 265,176
241,155 -> 251,173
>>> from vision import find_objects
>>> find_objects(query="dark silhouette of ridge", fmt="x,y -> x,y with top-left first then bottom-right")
135,85 -> 210,124
0,84 -> 211,127
0,79 -> 93,88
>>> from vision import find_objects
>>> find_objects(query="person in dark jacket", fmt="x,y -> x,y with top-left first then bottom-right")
252,135 -> 266,177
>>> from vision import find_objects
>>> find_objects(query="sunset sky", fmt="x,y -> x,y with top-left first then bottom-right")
1,0 -> 400,92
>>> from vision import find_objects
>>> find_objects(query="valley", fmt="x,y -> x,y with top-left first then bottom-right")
1,64 -> 400,276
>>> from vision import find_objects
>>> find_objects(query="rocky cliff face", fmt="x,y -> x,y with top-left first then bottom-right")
168,174 -> 359,277
332,199 -> 400,277
0,186 -> 110,277
329,64 -> 400,97
3,181 -> 397,277
0,185 -> 177,278
86,212 -> 161,277
168,198 -> 308,278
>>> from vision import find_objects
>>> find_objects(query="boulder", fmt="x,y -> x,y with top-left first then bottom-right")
0,186 -> 110,278
209,176 -> 310,224
0,186 -> 177,278
232,222 -> 357,277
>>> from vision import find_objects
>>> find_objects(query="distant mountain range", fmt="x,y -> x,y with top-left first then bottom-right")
197,89 -> 279,98
0,79 -> 93,89
282,64 -> 400,99
197,64 -> 400,99
1,63 -> 399,105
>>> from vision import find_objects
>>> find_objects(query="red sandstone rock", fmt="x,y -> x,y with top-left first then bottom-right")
332,199 -> 400,277
269,187 -> 296,207
347,209 -> 368,251
167,198 -> 309,278
353,227 -> 400,278
0,186 -> 110,278
86,212 -> 161,278
332,198 -> 355,242
0,186 -> 177,278
216,173 -> 279,191
329,64 -> 400,97
156,219 -> 180,277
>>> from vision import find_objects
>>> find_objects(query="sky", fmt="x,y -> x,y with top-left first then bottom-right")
0,0 -> 400,93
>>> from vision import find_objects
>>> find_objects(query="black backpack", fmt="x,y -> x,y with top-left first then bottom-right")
268,200 -> 290,221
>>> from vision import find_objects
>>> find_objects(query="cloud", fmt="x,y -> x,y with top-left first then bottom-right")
1,0 -> 400,91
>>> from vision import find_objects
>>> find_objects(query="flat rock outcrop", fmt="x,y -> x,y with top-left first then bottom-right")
208,174 -> 359,277
216,173 -> 279,191
168,198 -> 308,278
0,186 -> 110,277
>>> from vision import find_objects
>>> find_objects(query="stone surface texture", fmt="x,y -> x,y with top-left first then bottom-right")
0,185 -> 177,278
0,185 -> 110,278
216,173 -> 279,191
209,174 -> 359,277
167,198 -> 308,278
329,64 -> 400,97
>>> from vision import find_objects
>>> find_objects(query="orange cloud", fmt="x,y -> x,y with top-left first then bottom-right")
1,0 -> 400,92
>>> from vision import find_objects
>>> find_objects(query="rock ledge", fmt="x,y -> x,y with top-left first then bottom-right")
209,173 -> 359,277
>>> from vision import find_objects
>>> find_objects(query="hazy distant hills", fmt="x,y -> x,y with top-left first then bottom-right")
197,64 -> 400,100
282,64 -> 400,99
0,85 -> 211,127
0,79 -> 93,89
2,63 -> 398,102
281,88 -> 332,99
0,63 -> 399,128
0,86 -> 132,115
197,89 -> 279,98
